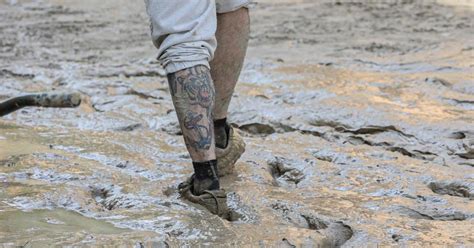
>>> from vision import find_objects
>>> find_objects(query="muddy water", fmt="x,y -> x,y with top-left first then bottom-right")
1,0 -> 473,246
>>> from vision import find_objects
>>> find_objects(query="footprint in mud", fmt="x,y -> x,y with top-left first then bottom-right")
226,192 -> 259,223
271,202 -> 353,247
311,148 -> 364,166
238,122 -> 276,135
90,185 -> 149,210
267,156 -> 306,187
163,183 -> 258,223
428,181 -> 473,199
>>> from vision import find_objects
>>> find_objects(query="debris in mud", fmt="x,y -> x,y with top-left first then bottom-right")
0,91 -> 81,117
268,156 -> 306,187
428,181 -> 473,199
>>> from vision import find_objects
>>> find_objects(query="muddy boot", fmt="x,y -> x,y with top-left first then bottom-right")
178,161 -> 230,219
215,121 -> 246,177
178,175 -> 230,219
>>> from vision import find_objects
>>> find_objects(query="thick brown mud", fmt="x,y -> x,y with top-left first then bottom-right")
1,0 -> 473,246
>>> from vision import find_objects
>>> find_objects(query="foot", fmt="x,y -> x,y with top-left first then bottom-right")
178,175 -> 230,219
216,125 -> 246,177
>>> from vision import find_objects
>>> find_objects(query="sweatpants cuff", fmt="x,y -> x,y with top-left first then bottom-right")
159,41 -> 213,74
164,60 -> 210,74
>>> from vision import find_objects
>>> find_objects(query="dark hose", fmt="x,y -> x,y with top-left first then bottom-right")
0,92 -> 81,117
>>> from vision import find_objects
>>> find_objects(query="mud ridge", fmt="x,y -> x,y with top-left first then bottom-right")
428,181 -> 473,199
337,125 -> 415,139
425,77 -> 452,87
240,120 -> 439,163
394,206 -> 470,221
0,69 -> 35,79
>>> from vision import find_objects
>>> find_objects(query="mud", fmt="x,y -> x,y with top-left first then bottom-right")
0,0 -> 473,246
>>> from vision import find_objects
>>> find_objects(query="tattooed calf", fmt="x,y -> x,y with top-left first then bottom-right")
168,66 -> 214,110
167,65 -> 215,158
183,111 -> 212,150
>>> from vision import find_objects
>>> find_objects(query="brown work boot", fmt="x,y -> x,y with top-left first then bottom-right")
216,126 -> 246,177
178,175 -> 230,219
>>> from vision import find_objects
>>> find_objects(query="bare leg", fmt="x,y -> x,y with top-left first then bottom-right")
167,65 -> 216,162
210,8 -> 250,148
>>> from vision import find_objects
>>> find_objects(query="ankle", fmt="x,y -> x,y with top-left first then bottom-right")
193,160 -> 219,180
214,118 -> 230,149
192,160 -> 220,194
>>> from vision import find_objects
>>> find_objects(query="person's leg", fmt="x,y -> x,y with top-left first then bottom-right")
168,66 -> 215,162
145,0 -> 220,195
167,65 -> 219,195
210,7 -> 250,148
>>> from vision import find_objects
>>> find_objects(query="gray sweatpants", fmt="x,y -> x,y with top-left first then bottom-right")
145,0 -> 251,74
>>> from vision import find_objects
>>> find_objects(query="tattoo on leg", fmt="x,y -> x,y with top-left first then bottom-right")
183,111 -> 212,150
167,65 -> 215,155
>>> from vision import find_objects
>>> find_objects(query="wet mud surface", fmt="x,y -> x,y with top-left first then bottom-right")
1,0 -> 473,246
